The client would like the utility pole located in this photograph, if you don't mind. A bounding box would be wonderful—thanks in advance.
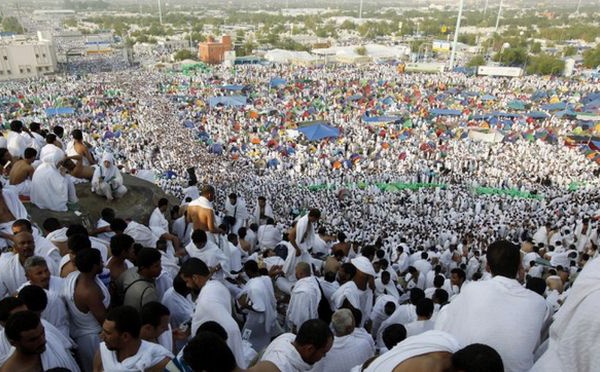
[483,0,489,15]
[359,0,363,20]
[575,0,582,14]
[449,0,464,69]
[157,0,163,25]
[494,0,503,33]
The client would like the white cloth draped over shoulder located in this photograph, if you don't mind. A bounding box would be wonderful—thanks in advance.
[331,281,373,328]
[0,188,28,249]
[191,280,246,368]
[254,200,274,225]
[0,253,27,298]
[286,276,321,331]
[149,207,169,237]
[260,333,314,372]
[99,340,172,371]
[364,330,461,372]
[30,146,70,212]
[531,256,600,372]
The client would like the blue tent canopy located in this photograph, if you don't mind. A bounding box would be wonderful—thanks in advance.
[481,94,496,101]
[382,96,395,105]
[531,90,548,101]
[584,99,600,111]
[208,96,247,108]
[430,108,462,116]
[361,115,402,123]
[527,111,549,119]
[220,84,245,91]
[582,92,600,104]
[183,120,195,128]
[45,107,75,116]
[541,102,568,111]
[473,112,521,120]
[507,100,526,110]
[269,77,287,88]
[298,122,339,141]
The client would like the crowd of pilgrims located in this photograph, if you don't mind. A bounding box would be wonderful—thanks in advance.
[0,61,599,371]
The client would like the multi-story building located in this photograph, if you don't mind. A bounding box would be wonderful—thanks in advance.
[198,35,232,64]
[0,35,57,80]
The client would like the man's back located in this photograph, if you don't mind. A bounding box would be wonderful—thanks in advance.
[8,159,32,185]
[435,276,548,372]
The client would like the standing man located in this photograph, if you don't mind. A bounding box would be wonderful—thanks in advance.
[187,185,224,244]
[118,248,162,312]
[435,240,549,372]
[331,257,376,328]
[224,193,248,234]
[149,198,182,256]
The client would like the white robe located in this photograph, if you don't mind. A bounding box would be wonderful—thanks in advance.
[531,256,600,372]
[253,200,274,225]
[0,188,29,249]
[91,152,127,200]
[30,146,75,212]
[149,207,169,237]
[7,131,30,158]
[99,340,172,371]
[225,198,248,234]
[185,240,231,281]
[260,333,315,372]
[376,304,417,348]
[331,281,373,328]
[257,224,283,250]
[18,276,70,339]
[435,275,549,372]
[240,275,279,352]
[295,214,316,253]
[320,330,375,372]
[62,271,110,372]
[161,287,194,353]
[191,280,246,368]
[364,331,461,372]
[124,221,159,249]
[286,276,321,331]
[0,253,27,298]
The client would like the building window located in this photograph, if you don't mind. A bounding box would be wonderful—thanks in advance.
[26,68,31,73]
[19,69,23,74]
[2,56,6,60]
[0,71,3,75]
[6,70,10,74]
[43,54,46,57]
[36,54,39,58]
[45,67,49,71]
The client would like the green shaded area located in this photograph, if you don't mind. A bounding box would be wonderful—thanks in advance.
[475,187,543,200]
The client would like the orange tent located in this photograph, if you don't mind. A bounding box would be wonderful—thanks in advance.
[332,161,342,169]
[250,137,261,144]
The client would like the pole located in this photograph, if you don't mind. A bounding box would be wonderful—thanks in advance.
[494,0,503,33]
[359,0,363,19]
[449,0,464,69]
[157,0,163,25]
[575,0,582,14]
[483,0,488,15]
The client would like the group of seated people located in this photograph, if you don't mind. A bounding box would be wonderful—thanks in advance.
[0,120,127,212]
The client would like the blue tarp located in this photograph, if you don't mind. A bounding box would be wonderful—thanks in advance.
[362,115,402,123]
[481,94,496,101]
[348,94,362,101]
[208,96,247,108]
[269,78,287,88]
[531,90,548,101]
[527,111,549,119]
[220,85,245,91]
[473,112,521,120]
[582,92,600,104]
[298,122,340,141]
[584,99,600,111]
[430,108,462,116]
[541,102,568,111]
[45,107,75,116]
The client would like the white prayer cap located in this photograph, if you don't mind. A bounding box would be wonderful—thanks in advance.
[364,331,461,371]
[351,257,377,277]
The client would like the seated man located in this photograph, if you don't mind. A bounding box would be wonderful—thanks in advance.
[94,306,172,371]
[61,155,95,181]
[30,146,78,212]
[92,153,127,201]
[8,147,36,197]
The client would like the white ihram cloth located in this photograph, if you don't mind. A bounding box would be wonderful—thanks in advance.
[99,340,172,371]
[257,224,283,250]
[286,276,321,331]
[91,152,126,199]
[149,207,169,237]
[191,280,246,368]
[531,256,600,372]
[364,330,461,372]
[63,271,110,372]
[18,276,70,339]
[435,275,548,372]
[0,188,28,249]
[369,294,398,338]
[10,179,31,197]
[0,319,80,371]
[376,304,417,348]
[320,330,375,372]
[260,333,316,372]
[185,240,231,281]
[32,232,61,276]
[225,197,248,234]
[294,214,315,253]
[0,253,27,298]
[161,287,194,328]
[188,196,218,243]
[404,319,435,338]
[331,281,373,328]
[7,131,30,158]
[240,275,279,352]
[253,200,274,225]
[31,146,76,212]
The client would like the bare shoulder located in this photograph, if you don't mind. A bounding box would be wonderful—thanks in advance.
[247,361,281,372]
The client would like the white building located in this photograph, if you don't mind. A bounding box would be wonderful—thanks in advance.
[0,36,57,81]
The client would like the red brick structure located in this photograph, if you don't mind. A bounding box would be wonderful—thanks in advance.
[198,35,232,64]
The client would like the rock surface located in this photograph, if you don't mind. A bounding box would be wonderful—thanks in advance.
[25,174,179,229]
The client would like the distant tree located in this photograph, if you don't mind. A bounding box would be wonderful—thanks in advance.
[458,34,477,46]
[173,49,196,61]
[583,46,600,68]
[530,42,542,54]
[355,46,367,56]
[340,20,356,30]
[467,54,486,67]
[1,16,25,34]
[493,47,528,66]
[563,46,577,57]
[526,54,564,75]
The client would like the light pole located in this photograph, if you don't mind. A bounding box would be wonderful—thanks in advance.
[483,0,489,15]
[157,0,163,25]
[494,0,503,33]
[575,0,582,14]
[359,0,363,20]
[449,0,464,69]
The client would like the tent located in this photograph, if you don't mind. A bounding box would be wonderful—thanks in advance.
[541,102,568,111]
[507,100,526,110]
[269,77,287,88]
[527,111,549,119]
[208,96,247,108]
[220,85,246,91]
[362,115,402,123]
[297,121,340,141]
[45,107,75,116]
[481,94,496,101]
[430,108,462,116]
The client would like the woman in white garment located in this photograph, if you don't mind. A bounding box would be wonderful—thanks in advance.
[91,152,127,200]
